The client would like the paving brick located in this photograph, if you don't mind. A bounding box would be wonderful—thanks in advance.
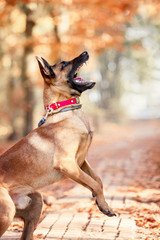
[34,213,59,238]
[110,192,126,209]
[45,212,74,239]
[63,213,89,239]
[118,218,136,240]
[1,230,21,240]
[119,218,136,230]
[79,213,118,240]
[104,216,120,228]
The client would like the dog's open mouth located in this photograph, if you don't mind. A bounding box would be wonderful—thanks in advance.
[73,61,88,84]
[68,51,96,93]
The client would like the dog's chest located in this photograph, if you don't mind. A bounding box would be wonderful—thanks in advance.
[75,120,94,166]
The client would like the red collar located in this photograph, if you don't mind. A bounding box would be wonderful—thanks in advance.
[47,97,80,111]
[38,97,80,127]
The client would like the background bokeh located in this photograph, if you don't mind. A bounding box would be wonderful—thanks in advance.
[1,0,160,139]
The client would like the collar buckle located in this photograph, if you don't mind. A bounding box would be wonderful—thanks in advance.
[38,97,81,127]
[76,97,80,104]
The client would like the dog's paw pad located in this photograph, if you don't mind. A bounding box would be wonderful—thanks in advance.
[96,200,116,217]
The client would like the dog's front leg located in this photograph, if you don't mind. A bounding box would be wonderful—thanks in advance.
[54,160,116,217]
[81,159,103,190]
[81,159,116,216]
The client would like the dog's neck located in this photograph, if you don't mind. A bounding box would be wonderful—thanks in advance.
[43,83,81,108]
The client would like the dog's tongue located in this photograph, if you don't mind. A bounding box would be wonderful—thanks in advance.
[73,77,85,82]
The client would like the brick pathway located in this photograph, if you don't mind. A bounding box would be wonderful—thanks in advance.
[2,184,137,240]
[1,121,160,240]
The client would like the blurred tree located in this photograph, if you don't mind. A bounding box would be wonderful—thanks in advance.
[0,0,160,138]
[98,50,122,120]
[20,4,35,136]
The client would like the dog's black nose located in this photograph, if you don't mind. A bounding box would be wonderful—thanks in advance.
[81,51,88,56]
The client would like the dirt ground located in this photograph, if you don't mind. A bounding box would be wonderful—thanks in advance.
[0,120,160,239]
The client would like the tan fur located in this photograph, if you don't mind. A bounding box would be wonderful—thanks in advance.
[0,55,115,240]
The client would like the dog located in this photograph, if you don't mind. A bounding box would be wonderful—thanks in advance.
[0,51,116,240]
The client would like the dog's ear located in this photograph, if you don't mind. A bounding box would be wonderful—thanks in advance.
[36,56,55,83]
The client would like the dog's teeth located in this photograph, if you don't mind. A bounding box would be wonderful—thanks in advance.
[75,63,85,75]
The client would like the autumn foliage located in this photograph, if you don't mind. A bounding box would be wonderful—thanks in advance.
[0,0,160,136]
[1,0,160,55]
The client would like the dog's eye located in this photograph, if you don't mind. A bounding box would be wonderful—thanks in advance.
[61,61,69,70]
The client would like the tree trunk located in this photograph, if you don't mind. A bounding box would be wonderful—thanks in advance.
[98,50,122,120]
[21,5,35,136]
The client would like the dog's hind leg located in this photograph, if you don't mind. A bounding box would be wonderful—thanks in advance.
[15,192,43,240]
[55,160,116,217]
[0,187,15,237]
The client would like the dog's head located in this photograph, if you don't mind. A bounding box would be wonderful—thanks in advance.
[36,51,96,96]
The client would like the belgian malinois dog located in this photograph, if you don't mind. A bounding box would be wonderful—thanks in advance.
[0,51,116,240]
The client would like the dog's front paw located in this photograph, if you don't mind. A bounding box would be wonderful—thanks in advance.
[96,200,116,217]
